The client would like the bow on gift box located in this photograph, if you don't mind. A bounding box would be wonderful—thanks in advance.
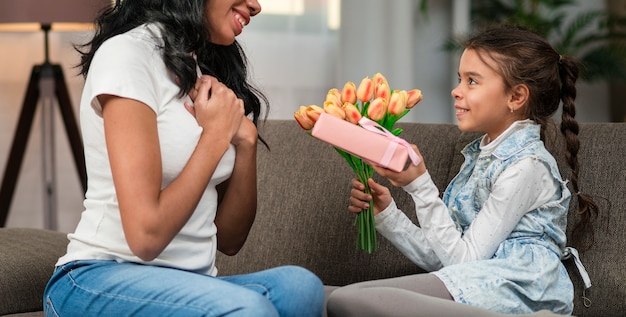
[358,117,421,169]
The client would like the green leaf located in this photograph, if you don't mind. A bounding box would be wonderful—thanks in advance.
[391,128,404,136]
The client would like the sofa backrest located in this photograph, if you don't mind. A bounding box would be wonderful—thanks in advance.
[216,120,626,317]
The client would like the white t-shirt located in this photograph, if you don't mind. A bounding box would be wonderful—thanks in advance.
[56,24,236,276]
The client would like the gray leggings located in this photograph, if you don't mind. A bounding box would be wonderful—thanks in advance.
[325,273,568,317]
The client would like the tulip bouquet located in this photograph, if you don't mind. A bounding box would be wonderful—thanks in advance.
[294,73,423,253]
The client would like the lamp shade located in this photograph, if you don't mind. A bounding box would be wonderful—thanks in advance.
[0,0,112,24]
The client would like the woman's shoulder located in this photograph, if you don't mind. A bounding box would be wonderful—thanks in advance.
[100,23,164,54]
[93,24,164,71]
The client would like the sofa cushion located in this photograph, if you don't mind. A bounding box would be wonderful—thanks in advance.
[0,228,67,316]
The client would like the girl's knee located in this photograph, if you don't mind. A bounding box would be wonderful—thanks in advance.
[326,287,359,317]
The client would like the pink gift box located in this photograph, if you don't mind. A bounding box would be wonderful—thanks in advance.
[311,113,416,172]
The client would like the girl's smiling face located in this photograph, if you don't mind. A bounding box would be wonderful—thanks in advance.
[451,48,526,141]
[205,0,262,45]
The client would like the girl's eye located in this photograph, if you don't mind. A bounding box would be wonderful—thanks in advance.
[457,77,477,85]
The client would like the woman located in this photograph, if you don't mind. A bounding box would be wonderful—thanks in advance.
[44,1,324,316]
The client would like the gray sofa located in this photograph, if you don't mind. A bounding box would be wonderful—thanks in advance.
[1,120,625,316]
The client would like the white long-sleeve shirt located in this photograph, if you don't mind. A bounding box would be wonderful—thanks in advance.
[375,121,558,270]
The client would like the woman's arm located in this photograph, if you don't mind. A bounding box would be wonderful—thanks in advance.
[214,117,258,255]
[100,76,245,261]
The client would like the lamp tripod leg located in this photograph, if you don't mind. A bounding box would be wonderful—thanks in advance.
[0,66,42,227]
[0,64,87,228]
[40,72,57,230]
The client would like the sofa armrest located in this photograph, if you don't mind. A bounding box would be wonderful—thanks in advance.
[0,228,68,316]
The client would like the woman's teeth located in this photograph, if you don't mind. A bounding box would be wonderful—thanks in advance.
[235,14,247,28]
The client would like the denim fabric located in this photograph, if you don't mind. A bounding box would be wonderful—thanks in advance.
[44,260,324,317]
[433,124,574,315]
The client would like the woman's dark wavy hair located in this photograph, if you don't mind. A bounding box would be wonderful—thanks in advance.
[463,25,599,251]
[76,0,268,133]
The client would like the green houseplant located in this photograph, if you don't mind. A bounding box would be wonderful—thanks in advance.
[430,0,626,83]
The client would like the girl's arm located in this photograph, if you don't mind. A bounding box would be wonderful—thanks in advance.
[349,177,443,271]
[405,158,558,266]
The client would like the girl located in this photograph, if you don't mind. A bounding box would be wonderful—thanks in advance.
[44,1,324,316]
[327,25,597,317]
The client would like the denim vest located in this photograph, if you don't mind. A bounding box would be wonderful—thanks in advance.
[434,123,578,314]
[443,124,570,255]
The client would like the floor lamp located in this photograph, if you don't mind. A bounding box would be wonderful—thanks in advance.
[0,0,112,228]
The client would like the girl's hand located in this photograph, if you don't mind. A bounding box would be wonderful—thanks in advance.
[185,75,244,143]
[372,144,427,187]
[348,178,393,216]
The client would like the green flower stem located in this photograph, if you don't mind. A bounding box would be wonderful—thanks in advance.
[351,154,376,253]
[337,147,378,253]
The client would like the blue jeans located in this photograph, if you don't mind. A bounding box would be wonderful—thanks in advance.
[44,260,324,317]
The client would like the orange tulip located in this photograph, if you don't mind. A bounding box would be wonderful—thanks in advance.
[406,89,423,109]
[388,90,408,115]
[294,105,315,130]
[356,77,374,103]
[375,82,391,102]
[324,101,346,119]
[343,103,362,124]
[341,81,357,105]
[372,72,388,87]
[305,105,325,122]
[367,97,387,121]
[327,88,342,102]
[325,93,343,109]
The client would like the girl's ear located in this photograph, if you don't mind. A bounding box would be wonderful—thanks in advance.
[509,84,529,112]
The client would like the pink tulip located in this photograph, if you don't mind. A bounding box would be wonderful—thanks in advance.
[406,89,423,109]
[388,90,408,115]
[294,106,315,130]
[324,101,346,119]
[356,77,374,103]
[341,81,357,105]
[367,97,387,121]
[343,103,362,124]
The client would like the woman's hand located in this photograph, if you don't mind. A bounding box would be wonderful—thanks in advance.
[372,144,427,187]
[185,75,244,144]
[348,178,393,216]
[185,75,258,255]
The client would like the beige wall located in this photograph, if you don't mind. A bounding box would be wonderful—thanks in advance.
[0,0,613,233]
